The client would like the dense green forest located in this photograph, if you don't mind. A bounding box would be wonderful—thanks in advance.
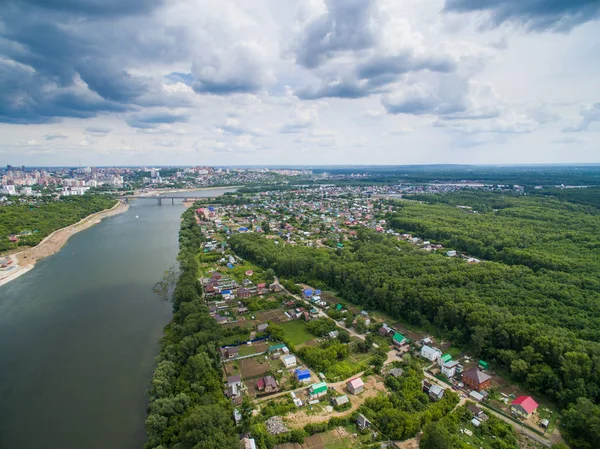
[230,214,600,448]
[144,208,237,449]
[311,165,600,187]
[0,195,117,252]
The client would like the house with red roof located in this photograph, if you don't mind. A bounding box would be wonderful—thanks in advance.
[510,396,539,418]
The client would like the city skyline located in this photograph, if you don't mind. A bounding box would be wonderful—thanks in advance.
[1,0,599,166]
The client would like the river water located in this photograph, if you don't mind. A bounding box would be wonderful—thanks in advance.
[0,189,233,449]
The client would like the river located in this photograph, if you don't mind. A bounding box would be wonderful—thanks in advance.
[0,189,234,449]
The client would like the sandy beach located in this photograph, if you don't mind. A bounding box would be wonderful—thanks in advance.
[0,201,129,288]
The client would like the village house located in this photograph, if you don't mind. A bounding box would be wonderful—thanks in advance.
[462,368,492,392]
[281,354,297,368]
[295,369,311,383]
[257,323,268,332]
[222,346,238,359]
[356,414,371,431]
[392,332,408,347]
[420,345,442,362]
[510,396,539,418]
[257,375,279,393]
[378,323,395,337]
[442,360,459,378]
[347,377,364,395]
[225,375,243,398]
[309,382,328,398]
[422,380,445,401]
[437,353,452,366]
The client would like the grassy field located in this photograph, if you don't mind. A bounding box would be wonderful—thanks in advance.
[280,320,315,345]
[238,345,257,357]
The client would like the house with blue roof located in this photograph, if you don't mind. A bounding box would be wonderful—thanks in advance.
[295,369,311,382]
[303,289,313,298]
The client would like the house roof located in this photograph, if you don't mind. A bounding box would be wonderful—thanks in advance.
[393,332,406,343]
[429,384,444,397]
[462,367,491,384]
[357,414,370,426]
[296,369,310,378]
[389,368,404,378]
[227,375,241,384]
[348,377,364,389]
[334,395,349,405]
[227,346,239,353]
[440,354,452,363]
[512,396,539,414]
[264,376,277,388]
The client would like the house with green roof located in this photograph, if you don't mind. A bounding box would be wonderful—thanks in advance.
[438,353,452,366]
[268,343,287,353]
[309,382,328,398]
[392,332,408,347]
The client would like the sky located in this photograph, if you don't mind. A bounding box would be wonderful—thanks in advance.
[0,0,599,167]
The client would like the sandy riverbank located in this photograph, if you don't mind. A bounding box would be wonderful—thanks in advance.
[0,201,129,288]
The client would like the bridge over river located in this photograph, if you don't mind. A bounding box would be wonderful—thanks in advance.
[119,195,196,205]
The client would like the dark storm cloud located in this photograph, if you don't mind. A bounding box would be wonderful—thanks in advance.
[15,0,164,17]
[126,111,189,129]
[444,0,600,32]
[0,0,185,124]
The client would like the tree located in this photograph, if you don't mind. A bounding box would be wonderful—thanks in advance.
[420,421,456,449]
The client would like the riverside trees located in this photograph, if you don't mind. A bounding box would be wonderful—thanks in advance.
[144,207,237,449]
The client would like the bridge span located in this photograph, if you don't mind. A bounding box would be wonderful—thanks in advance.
[119,196,196,205]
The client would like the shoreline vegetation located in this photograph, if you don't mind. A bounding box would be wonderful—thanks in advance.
[144,206,238,449]
[0,200,129,288]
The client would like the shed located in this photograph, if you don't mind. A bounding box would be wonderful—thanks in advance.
[479,360,489,370]
[389,368,404,378]
[469,390,484,402]
[333,395,349,407]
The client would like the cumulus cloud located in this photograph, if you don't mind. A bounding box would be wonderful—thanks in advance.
[563,103,600,132]
[443,0,600,32]
[280,105,320,133]
[292,0,466,100]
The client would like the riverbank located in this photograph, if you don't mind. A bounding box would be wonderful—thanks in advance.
[0,200,129,288]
